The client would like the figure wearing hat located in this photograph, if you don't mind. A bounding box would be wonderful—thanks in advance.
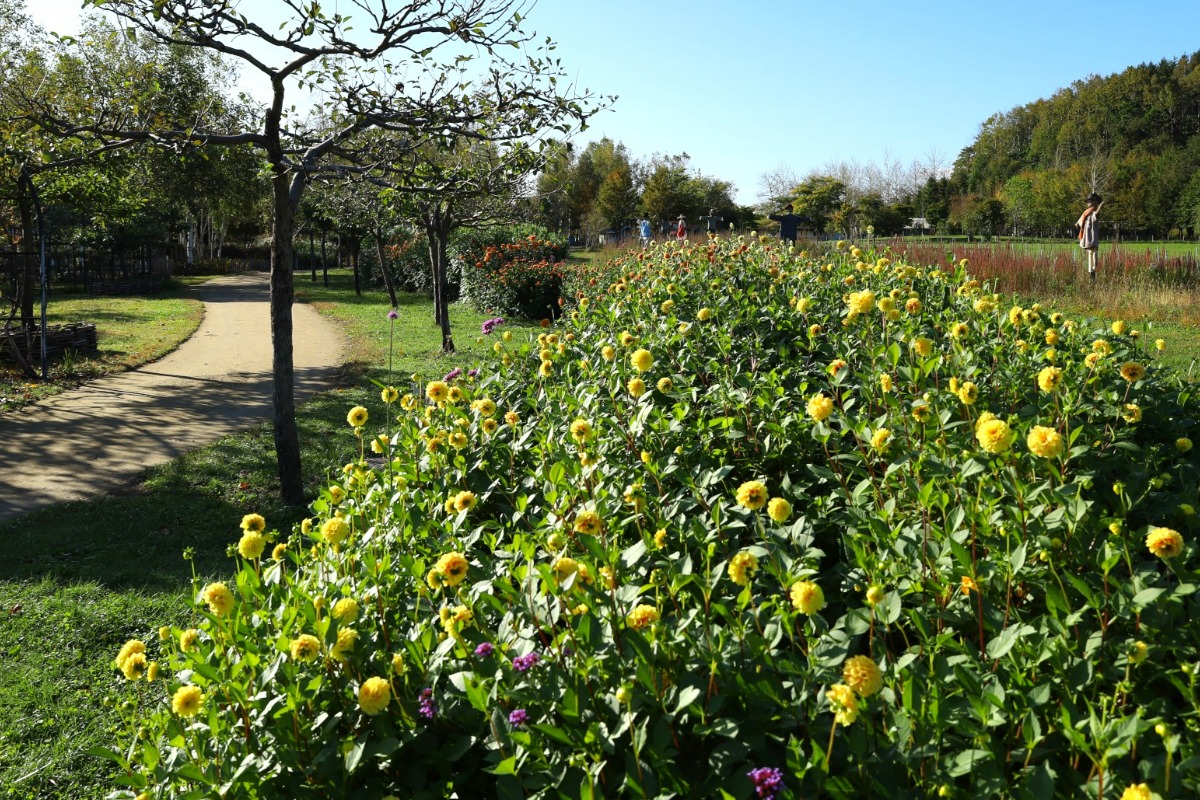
[676,214,687,244]
[1076,193,1103,282]
[768,203,808,244]
[702,208,724,236]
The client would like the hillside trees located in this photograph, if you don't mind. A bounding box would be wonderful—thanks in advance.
[14,0,600,504]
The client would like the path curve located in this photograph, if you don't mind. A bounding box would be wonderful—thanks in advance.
[0,272,346,522]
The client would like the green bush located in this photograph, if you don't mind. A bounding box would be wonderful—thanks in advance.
[455,224,569,320]
[103,239,1200,799]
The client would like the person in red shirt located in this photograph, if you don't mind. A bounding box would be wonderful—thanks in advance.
[1076,193,1103,282]
[676,215,687,243]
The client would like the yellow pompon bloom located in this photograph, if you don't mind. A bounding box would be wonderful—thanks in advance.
[736,480,768,510]
[569,418,593,443]
[913,337,933,357]
[960,575,978,595]
[1119,785,1151,800]
[290,634,321,661]
[116,639,146,670]
[328,485,345,504]
[1146,527,1184,559]
[539,360,554,378]
[843,655,884,697]
[1037,366,1062,393]
[879,373,894,393]
[426,381,449,403]
[331,628,358,661]
[358,676,392,715]
[601,345,616,361]
[482,418,499,435]
[807,393,834,422]
[333,598,360,623]
[976,418,1016,454]
[1092,339,1113,355]
[630,348,654,372]
[1178,437,1194,453]
[301,518,314,535]
[698,307,712,321]
[1119,362,1146,383]
[790,580,825,614]
[827,359,849,377]
[1122,403,1142,423]
[949,322,969,339]
[865,585,885,607]
[846,290,876,315]
[911,403,932,423]
[240,513,266,532]
[551,556,579,586]
[767,497,792,523]
[454,490,477,512]
[1045,329,1059,346]
[321,517,351,545]
[426,568,443,590]
[201,582,234,616]
[1112,319,1128,335]
[1155,339,1166,352]
[619,331,636,347]
[346,406,368,428]
[504,410,520,427]
[626,604,660,630]
[1027,425,1065,459]
[905,297,922,314]
[381,385,399,404]
[728,551,759,586]
[237,530,267,560]
[472,398,496,417]
[171,685,204,718]
[447,386,463,403]
[827,683,860,726]
[434,552,469,586]
[657,377,674,393]
[146,662,159,682]
[653,529,668,548]
[1128,640,1149,664]
[871,428,893,452]
[574,509,603,535]
[179,629,199,652]
[120,651,147,681]
[1085,352,1103,369]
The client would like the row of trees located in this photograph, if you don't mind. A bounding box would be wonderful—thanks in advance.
[535,137,757,239]
[2,0,603,503]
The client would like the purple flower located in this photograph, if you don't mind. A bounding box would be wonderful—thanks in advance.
[508,708,527,726]
[511,652,540,673]
[481,317,506,336]
[467,368,479,378]
[387,309,399,320]
[747,767,785,800]
[474,642,494,658]
[418,688,436,720]
[444,368,462,382]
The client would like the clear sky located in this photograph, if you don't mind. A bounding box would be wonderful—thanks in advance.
[24,0,1200,203]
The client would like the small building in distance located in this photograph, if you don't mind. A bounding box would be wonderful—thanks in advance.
[903,217,933,235]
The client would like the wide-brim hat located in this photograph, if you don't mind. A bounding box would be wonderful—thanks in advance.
[677,214,685,219]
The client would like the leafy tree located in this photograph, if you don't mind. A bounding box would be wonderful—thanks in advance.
[15,0,601,504]
[785,175,845,233]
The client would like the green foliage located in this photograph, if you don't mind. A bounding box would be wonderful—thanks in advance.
[454,225,569,320]
[106,238,1200,798]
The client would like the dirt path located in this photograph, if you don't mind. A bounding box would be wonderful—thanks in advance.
[0,272,346,522]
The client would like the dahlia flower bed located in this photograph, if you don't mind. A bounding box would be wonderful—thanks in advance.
[103,238,1199,799]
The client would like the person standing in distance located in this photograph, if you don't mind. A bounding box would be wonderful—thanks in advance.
[676,214,687,244]
[638,217,652,248]
[1076,193,1103,282]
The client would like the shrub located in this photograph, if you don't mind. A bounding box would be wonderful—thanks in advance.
[103,238,1200,799]
[455,224,569,320]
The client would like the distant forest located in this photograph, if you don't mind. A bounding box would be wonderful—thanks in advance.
[948,50,1200,239]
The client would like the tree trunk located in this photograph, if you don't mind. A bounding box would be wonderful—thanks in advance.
[16,176,36,330]
[426,226,443,326]
[320,229,329,287]
[373,229,399,308]
[309,226,316,283]
[352,236,361,296]
[434,230,454,353]
[270,169,304,505]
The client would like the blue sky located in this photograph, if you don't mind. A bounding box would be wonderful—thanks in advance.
[26,0,1200,203]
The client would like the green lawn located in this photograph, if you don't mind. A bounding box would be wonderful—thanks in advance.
[0,285,203,413]
[0,273,527,799]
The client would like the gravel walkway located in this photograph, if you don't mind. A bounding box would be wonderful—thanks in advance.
[0,272,346,522]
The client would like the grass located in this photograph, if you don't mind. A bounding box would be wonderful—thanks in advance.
[0,284,204,413]
[0,272,519,799]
